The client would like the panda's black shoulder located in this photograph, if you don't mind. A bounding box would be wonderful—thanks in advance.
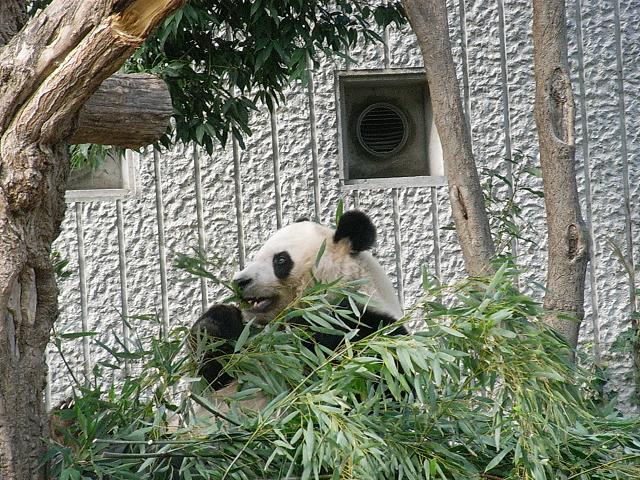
[348,303,407,337]
[311,300,406,351]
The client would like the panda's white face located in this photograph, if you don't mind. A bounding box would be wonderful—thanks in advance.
[232,221,333,325]
[232,213,403,326]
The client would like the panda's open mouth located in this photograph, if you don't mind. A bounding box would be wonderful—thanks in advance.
[244,296,276,313]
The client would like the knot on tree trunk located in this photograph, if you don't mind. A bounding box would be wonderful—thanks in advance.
[567,222,589,264]
[453,185,469,220]
[550,67,569,104]
[546,67,574,146]
[1,143,50,212]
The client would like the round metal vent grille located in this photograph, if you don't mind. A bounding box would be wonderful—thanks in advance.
[356,103,409,156]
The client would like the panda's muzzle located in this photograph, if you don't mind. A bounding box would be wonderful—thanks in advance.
[235,286,277,314]
[245,296,275,313]
[233,273,278,315]
[234,275,252,290]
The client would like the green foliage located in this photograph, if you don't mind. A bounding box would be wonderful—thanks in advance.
[124,1,406,153]
[69,144,125,172]
[29,2,405,161]
[606,238,640,405]
[51,250,73,279]
[334,198,345,227]
[174,249,245,304]
[48,267,640,479]
[27,0,52,15]
[482,150,544,257]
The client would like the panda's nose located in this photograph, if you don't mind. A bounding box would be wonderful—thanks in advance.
[233,275,252,290]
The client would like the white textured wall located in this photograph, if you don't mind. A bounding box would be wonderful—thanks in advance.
[51,0,640,409]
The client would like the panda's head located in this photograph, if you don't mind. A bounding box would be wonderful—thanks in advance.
[232,210,402,325]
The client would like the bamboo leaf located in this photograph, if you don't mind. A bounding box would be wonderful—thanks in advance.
[484,446,513,472]
[234,322,252,352]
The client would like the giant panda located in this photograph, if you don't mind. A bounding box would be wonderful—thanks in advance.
[190,210,407,395]
[48,211,408,475]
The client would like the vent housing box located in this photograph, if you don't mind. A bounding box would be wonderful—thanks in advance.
[336,68,445,190]
[65,150,138,202]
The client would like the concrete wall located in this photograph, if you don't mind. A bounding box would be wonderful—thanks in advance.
[50,0,640,409]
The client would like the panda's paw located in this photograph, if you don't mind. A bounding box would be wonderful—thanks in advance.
[189,304,244,389]
[190,304,244,342]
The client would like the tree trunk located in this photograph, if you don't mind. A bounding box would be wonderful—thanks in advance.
[0,1,184,479]
[402,0,495,277]
[70,73,173,148]
[532,0,589,349]
[0,1,27,48]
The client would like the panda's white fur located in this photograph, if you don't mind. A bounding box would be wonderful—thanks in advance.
[233,220,402,325]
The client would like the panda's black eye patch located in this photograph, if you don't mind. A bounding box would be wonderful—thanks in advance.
[273,251,294,279]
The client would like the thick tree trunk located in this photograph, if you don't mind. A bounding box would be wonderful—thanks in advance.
[402,0,495,277]
[0,145,69,480]
[70,73,173,148]
[0,1,184,479]
[532,0,588,349]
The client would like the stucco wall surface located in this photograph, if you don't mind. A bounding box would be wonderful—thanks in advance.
[51,0,640,410]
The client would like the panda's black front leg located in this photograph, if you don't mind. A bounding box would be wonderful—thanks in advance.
[310,299,408,351]
[189,304,244,389]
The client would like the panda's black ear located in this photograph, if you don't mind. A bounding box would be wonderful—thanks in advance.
[333,210,376,252]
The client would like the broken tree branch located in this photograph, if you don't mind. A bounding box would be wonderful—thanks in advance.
[70,73,172,148]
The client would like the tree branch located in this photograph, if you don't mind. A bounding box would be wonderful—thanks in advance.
[69,73,172,148]
[0,0,184,212]
[0,2,105,133]
[0,2,184,478]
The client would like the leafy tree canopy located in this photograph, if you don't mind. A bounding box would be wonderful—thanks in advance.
[31,0,407,155]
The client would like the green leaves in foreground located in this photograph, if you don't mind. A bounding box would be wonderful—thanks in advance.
[47,270,640,479]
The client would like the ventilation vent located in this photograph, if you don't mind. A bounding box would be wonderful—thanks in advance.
[356,103,408,156]
[336,68,444,188]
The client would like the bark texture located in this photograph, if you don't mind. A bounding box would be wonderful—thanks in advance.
[0,1,184,479]
[70,73,172,148]
[402,0,495,277]
[0,1,27,48]
[532,0,589,349]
